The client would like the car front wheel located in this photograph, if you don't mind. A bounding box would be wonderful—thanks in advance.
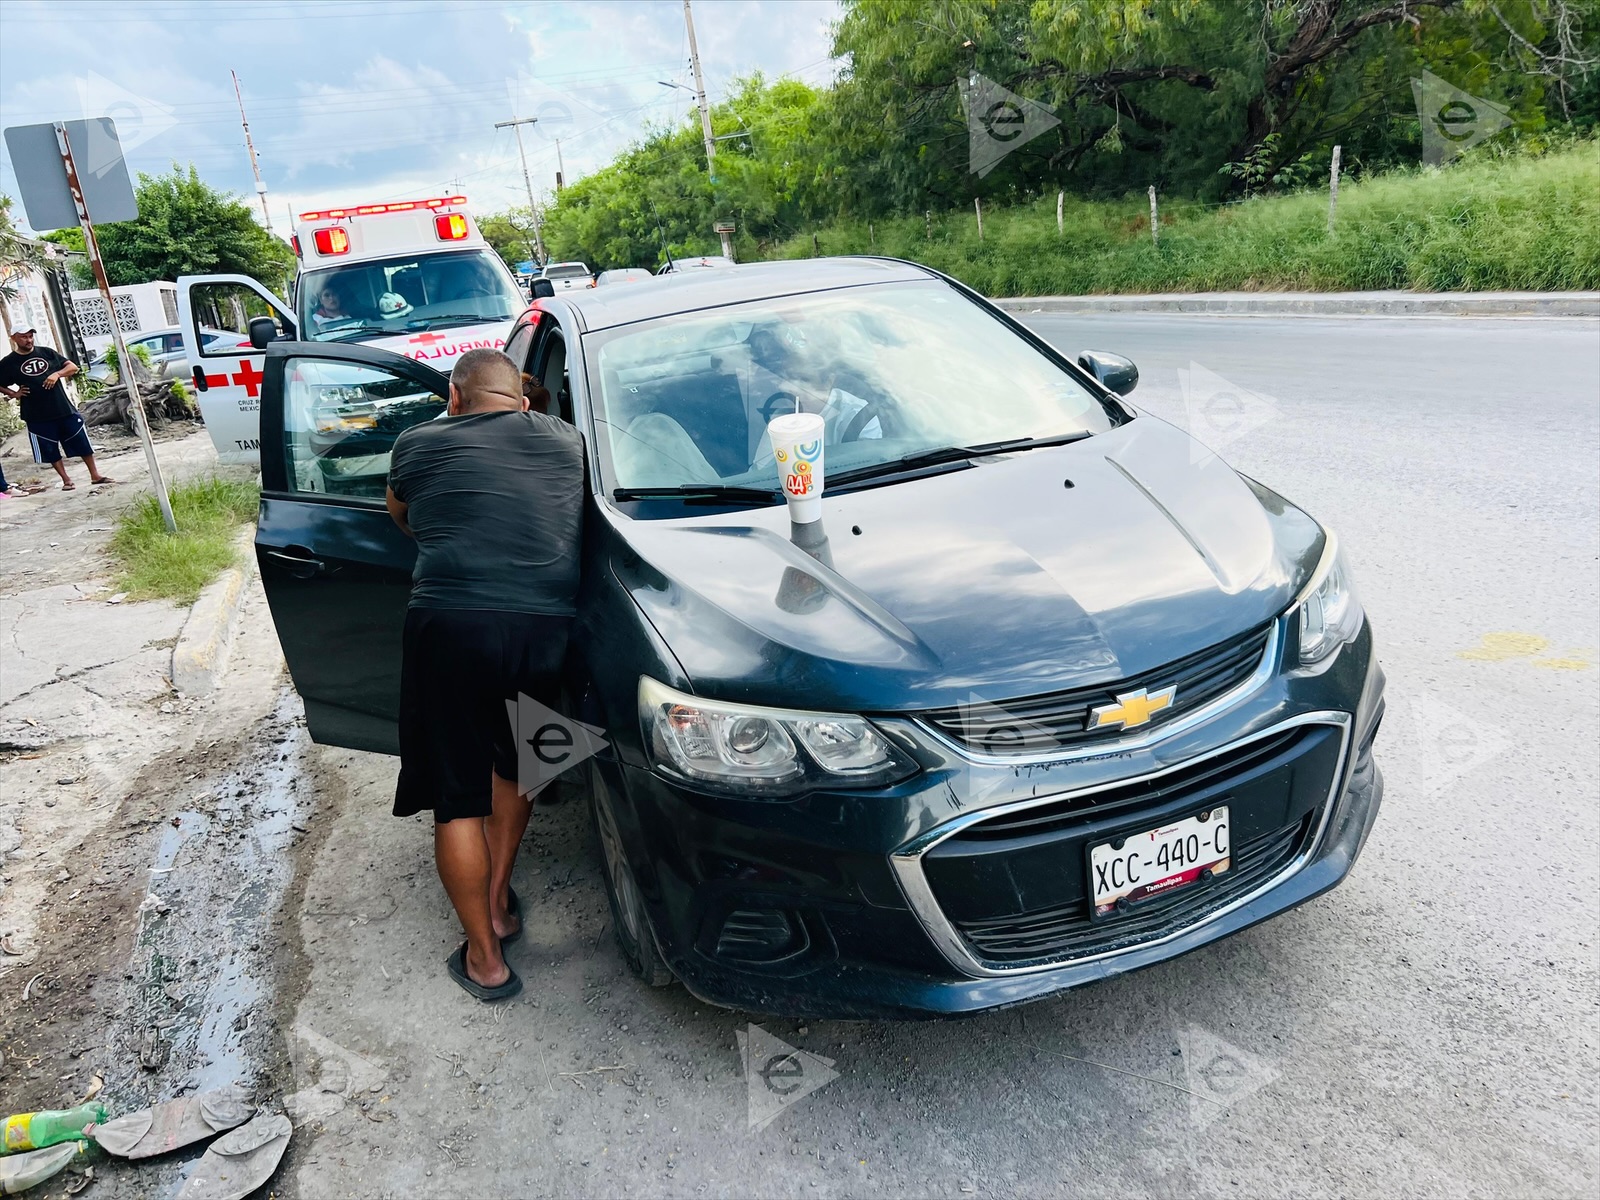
[589,760,673,987]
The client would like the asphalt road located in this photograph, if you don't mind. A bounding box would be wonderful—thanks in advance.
[279,314,1600,1199]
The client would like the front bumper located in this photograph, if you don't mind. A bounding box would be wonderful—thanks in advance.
[608,624,1385,1019]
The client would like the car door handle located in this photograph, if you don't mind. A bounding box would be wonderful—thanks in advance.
[265,548,327,579]
[192,365,208,393]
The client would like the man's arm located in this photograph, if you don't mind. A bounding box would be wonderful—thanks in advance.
[385,486,413,538]
[45,354,78,389]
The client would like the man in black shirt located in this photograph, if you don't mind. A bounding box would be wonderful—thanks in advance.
[385,347,584,1002]
[0,329,111,490]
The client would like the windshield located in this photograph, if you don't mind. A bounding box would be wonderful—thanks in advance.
[298,249,523,343]
[542,263,591,279]
[585,280,1118,497]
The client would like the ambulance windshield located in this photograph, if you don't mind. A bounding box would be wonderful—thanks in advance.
[299,249,523,342]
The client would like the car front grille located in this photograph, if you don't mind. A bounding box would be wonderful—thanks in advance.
[913,720,1345,970]
[917,622,1274,756]
[951,814,1312,965]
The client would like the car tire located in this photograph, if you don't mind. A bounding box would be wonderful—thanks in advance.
[589,760,674,988]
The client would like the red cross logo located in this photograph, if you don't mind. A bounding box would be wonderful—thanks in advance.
[409,332,449,345]
[231,358,265,397]
[201,371,229,389]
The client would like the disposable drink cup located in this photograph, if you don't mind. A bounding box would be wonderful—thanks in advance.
[768,412,826,524]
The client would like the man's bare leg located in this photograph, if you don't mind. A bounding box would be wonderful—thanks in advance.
[82,454,110,484]
[484,771,532,940]
[49,460,71,488]
[435,816,510,987]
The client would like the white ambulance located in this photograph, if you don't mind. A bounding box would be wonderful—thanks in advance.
[177,195,525,464]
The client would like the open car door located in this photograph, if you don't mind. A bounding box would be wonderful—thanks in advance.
[257,340,451,754]
[176,274,296,465]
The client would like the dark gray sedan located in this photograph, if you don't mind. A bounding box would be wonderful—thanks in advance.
[251,257,1385,1017]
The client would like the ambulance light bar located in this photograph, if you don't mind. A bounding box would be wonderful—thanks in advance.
[298,195,468,221]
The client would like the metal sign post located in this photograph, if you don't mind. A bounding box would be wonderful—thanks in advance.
[53,121,175,532]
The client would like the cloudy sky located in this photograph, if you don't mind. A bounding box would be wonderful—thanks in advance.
[0,0,841,235]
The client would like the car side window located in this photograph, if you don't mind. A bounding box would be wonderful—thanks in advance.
[503,317,536,369]
[283,356,446,499]
[190,281,293,355]
[534,328,572,423]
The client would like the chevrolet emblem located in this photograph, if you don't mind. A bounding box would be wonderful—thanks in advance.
[1088,686,1177,732]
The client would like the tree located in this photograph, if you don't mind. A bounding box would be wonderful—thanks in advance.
[45,165,292,291]
[479,208,543,271]
[0,194,47,335]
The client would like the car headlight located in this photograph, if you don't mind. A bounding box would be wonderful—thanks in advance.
[638,677,917,796]
[1298,539,1363,666]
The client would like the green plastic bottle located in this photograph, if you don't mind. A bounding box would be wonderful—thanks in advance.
[0,1103,107,1154]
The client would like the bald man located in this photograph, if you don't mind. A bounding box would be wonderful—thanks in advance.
[385,347,584,1001]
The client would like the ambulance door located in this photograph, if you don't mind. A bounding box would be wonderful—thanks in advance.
[176,274,296,465]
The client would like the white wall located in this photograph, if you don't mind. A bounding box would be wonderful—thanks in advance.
[70,281,178,356]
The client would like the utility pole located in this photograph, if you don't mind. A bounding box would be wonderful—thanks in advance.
[231,70,273,232]
[682,0,733,259]
[555,138,565,192]
[495,116,547,264]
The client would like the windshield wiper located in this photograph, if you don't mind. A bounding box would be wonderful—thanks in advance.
[612,484,781,504]
[908,431,1096,463]
[828,431,1096,490]
[406,313,511,328]
[318,324,390,341]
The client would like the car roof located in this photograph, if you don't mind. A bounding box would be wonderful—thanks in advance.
[558,257,936,331]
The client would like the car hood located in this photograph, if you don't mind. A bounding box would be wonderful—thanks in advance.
[612,417,1323,712]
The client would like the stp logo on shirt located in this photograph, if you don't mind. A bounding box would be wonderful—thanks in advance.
[20,358,47,376]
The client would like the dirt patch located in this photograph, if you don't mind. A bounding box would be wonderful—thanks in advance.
[0,692,318,1198]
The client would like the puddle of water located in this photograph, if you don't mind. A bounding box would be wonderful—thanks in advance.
[127,689,314,1095]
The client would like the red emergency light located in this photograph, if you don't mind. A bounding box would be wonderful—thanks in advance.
[298,195,468,221]
[312,227,350,256]
[290,234,301,257]
[435,213,470,241]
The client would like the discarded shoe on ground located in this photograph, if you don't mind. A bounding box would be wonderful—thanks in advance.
[174,1113,292,1200]
[0,1142,90,1195]
[89,1087,254,1159]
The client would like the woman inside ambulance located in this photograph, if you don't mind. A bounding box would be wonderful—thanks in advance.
[311,278,364,330]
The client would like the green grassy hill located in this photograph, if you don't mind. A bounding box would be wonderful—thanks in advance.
[769,143,1600,295]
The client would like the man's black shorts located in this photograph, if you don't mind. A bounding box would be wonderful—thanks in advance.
[393,607,571,822]
[27,414,94,464]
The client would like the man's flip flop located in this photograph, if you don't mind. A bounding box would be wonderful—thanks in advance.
[60,481,75,490]
[445,943,522,1002]
[500,885,524,946]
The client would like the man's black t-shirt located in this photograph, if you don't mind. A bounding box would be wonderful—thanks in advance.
[0,347,76,423]
[387,409,584,615]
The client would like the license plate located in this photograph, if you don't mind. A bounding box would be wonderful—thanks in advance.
[1089,806,1230,917]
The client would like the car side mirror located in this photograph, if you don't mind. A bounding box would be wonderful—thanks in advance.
[1077,350,1139,396]
[248,316,280,350]
[530,278,555,299]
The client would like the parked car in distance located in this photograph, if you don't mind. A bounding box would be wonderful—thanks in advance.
[658,255,735,274]
[251,257,1385,1019]
[88,326,249,382]
[540,261,596,290]
[596,268,655,286]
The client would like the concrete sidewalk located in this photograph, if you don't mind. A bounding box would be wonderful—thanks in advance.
[994,290,1600,317]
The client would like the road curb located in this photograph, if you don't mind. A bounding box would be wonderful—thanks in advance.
[171,526,257,696]
[994,291,1600,317]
